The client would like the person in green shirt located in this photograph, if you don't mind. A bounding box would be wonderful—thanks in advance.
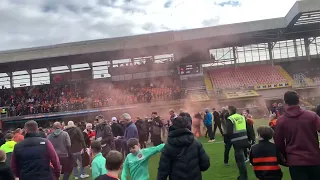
[91,141,108,180]
[0,133,16,153]
[121,138,164,180]
[0,133,16,165]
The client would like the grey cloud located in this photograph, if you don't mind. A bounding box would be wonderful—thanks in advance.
[202,17,220,27]
[164,0,173,8]
[0,0,248,51]
[215,0,241,7]
[65,4,80,13]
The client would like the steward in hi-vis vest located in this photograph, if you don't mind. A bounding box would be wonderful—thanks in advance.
[227,113,249,148]
[225,106,248,180]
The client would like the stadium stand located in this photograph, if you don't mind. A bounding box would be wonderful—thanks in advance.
[0,76,184,117]
[208,65,288,90]
[187,90,210,102]
[203,72,214,91]
[279,60,320,87]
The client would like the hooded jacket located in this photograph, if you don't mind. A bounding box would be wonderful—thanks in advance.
[135,119,148,135]
[111,122,124,137]
[203,110,213,126]
[48,129,71,157]
[95,122,115,156]
[65,126,86,153]
[157,127,210,180]
[274,105,320,166]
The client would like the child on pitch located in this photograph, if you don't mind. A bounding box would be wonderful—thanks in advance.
[91,141,108,180]
[96,150,124,180]
[250,126,286,180]
[0,149,15,180]
[121,138,164,180]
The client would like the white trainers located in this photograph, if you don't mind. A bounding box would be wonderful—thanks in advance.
[80,174,90,179]
[75,178,78,180]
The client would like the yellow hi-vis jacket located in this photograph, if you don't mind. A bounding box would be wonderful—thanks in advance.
[228,113,249,148]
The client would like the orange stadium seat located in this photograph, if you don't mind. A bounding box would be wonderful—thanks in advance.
[209,65,287,90]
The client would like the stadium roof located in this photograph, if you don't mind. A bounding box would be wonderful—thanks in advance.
[0,0,319,67]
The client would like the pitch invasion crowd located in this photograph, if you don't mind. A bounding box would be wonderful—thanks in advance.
[0,91,319,180]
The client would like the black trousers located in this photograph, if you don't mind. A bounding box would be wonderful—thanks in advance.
[213,122,223,139]
[139,134,147,149]
[289,166,320,180]
[243,148,248,160]
[152,134,162,146]
[205,125,214,140]
[224,135,232,164]
[234,147,248,180]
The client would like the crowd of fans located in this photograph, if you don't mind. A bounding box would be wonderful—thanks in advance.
[0,91,319,180]
[0,79,184,117]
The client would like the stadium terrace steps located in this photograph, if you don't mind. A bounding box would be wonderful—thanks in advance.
[300,99,314,107]
[204,72,214,91]
[305,78,315,86]
[208,65,288,90]
[187,90,210,102]
[276,65,293,83]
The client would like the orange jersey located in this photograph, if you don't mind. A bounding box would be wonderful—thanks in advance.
[269,119,277,128]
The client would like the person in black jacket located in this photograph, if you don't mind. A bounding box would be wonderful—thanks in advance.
[0,130,5,147]
[221,107,232,165]
[157,116,210,180]
[111,117,124,137]
[212,108,223,139]
[135,116,148,148]
[65,121,89,179]
[95,115,115,158]
[250,126,285,180]
[0,149,15,180]
[111,117,125,153]
[151,112,163,146]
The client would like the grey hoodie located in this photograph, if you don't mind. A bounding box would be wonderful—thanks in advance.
[48,129,71,158]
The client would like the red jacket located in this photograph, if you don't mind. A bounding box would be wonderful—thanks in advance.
[274,105,320,166]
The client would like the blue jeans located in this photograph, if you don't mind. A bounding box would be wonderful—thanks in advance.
[72,152,85,178]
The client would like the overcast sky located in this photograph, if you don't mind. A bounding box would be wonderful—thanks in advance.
[0,0,297,51]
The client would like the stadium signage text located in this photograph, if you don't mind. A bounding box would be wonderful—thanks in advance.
[254,82,291,90]
[224,90,260,99]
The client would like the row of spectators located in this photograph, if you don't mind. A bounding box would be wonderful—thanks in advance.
[0,80,184,117]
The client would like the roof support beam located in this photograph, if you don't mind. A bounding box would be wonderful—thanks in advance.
[268,42,274,66]
[7,72,13,89]
[232,47,237,67]
[26,70,32,86]
[304,37,311,61]
[47,67,52,74]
